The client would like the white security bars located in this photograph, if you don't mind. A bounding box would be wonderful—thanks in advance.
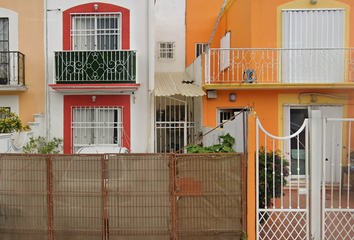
[155,96,195,153]
[71,13,121,50]
[256,118,309,240]
[71,106,123,153]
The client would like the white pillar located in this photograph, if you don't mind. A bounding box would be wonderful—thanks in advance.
[310,110,321,239]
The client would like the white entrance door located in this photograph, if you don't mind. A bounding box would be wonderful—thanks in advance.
[317,106,343,182]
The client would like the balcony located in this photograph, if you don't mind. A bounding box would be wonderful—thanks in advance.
[204,48,354,88]
[0,51,26,91]
[54,50,137,84]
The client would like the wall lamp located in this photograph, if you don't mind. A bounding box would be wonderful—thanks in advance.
[229,93,236,102]
[92,95,96,103]
[94,4,98,11]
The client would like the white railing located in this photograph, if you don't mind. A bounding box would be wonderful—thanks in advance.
[205,48,354,84]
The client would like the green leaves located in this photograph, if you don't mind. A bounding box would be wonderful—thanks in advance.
[0,108,30,133]
[23,136,63,154]
[186,133,235,153]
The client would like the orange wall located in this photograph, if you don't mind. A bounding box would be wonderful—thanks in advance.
[1,0,45,124]
[185,0,224,67]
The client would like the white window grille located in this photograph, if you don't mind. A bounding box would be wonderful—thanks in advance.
[158,42,175,59]
[195,43,208,58]
[220,32,230,71]
[71,106,123,153]
[71,13,121,50]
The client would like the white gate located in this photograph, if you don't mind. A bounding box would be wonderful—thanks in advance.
[322,118,354,239]
[256,117,310,240]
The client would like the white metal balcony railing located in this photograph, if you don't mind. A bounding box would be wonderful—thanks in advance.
[205,48,354,84]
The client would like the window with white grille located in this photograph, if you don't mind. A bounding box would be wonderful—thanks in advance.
[71,106,122,153]
[158,42,175,59]
[217,108,242,128]
[195,43,208,58]
[71,13,121,50]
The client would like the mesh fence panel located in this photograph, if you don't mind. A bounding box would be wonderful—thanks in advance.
[51,155,104,240]
[107,154,170,240]
[0,155,48,240]
[175,154,244,240]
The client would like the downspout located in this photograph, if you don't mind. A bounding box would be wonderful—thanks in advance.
[147,0,155,152]
[45,0,50,140]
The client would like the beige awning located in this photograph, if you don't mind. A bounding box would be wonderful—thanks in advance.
[155,72,205,97]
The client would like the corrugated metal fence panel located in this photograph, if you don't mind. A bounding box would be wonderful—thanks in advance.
[282,9,345,83]
[107,154,171,240]
[0,155,48,240]
[51,155,104,240]
[175,154,244,240]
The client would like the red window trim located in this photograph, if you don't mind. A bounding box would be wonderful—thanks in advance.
[63,95,131,153]
[63,2,130,50]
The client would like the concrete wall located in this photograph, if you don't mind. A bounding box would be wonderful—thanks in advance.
[154,0,185,72]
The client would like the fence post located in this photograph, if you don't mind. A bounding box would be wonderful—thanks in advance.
[310,110,321,239]
[47,156,53,240]
[170,153,177,240]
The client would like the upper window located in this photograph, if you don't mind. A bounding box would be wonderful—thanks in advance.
[158,42,175,59]
[0,18,9,52]
[71,13,121,50]
[0,18,9,84]
[195,43,208,58]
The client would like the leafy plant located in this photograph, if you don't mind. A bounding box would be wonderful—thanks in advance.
[258,146,289,218]
[23,136,63,154]
[186,133,235,153]
[0,108,30,133]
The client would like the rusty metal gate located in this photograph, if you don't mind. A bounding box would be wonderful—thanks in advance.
[0,153,246,240]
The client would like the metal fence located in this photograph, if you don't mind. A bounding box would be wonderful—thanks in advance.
[54,50,137,83]
[0,153,246,240]
[0,51,25,86]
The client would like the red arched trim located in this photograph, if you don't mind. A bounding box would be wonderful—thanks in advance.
[63,95,131,153]
[63,3,130,50]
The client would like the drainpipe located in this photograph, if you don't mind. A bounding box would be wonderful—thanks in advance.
[147,0,155,152]
[45,0,50,140]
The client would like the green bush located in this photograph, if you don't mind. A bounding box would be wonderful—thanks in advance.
[23,136,63,154]
[258,146,289,211]
[0,108,30,133]
[186,133,235,153]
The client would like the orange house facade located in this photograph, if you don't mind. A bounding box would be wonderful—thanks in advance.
[0,0,45,127]
[187,0,354,238]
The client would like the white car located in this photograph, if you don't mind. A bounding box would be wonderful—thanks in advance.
[76,145,130,154]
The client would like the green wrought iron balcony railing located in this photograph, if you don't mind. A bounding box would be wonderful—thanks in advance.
[55,50,137,83]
